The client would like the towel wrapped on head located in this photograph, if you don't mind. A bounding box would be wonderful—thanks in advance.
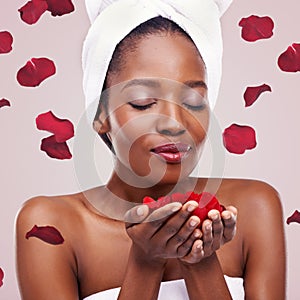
[82,0,233,123]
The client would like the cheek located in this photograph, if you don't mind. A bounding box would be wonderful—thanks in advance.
[108,110,155,163]
[110,110,155,141]
[186,110,210,147]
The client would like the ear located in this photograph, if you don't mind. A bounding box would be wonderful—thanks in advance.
[93,109,110,134]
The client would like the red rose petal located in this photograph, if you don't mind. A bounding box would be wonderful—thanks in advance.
[170,193,187,204]
[26,225,64,245]
[238,15,274,42]
[46,0,75,16]
[41,135,72,159]
[244,84,272,107]
[278,43,300,72]
[0,31,13,54]
[192,192,224,226]
[18,0,48,25]
[143,196,159,209]
[0,267,4,288]
[0,98,11,108]
[186,191,201,202]
[17,57,56,87]
[223,124,257,154]
[143,191,224,227]
[198,192,218,209]
[159,195,173,206]
[36,111,74,142]
[287,210,300,225]
[143,196,156,204]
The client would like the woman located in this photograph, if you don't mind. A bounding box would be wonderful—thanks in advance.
[16,0,286,299]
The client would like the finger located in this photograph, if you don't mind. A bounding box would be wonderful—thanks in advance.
[202,219,213,255]
[152,201,198,241]
[165,215,200,253]
[226,205,238,217]
[180,239,204,264]
[176,226,202,258]
[208,209,223,251]
[145,202,183,223]
[124,204,149,228]
[221,207,237,243]
[140,202,182,237]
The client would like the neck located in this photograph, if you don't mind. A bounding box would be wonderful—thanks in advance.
[106,171,201,204]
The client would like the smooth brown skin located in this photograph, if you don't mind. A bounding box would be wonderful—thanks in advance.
[16,34,286,300]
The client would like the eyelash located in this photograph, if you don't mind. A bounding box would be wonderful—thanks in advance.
[183,103,207,111]
[128,101,206,111]
[128,102,156,110]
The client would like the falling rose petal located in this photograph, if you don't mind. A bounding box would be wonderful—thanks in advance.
[46,0,75,16]
[0,31,13,54]
[17,57,56,87]
[36,111,74,142]
[244,84,272,107]
[278,43,300,72]
[0,267,4,287]
[0,99,11,109]
[238,15,274,42]
[223,124,257,154]
[26,225,64,245]
[18,0,48,25]
[41,135,72,159]
[286,210,300,225]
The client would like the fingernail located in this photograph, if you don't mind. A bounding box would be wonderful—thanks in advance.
[222,212,231,219]
[194,231,201,238]
[206,224,211,231]
[137,206,145,216]
[171,204,182,212]
[196,243,202,249]
[187,204,197,212]
[212,214,218,220]
[190,219,198,227]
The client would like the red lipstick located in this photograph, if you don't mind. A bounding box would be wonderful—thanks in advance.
[151,143,191,163]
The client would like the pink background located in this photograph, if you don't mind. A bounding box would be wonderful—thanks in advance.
[0,0,299,298]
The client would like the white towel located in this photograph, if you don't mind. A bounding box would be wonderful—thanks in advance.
[83,276,245,299]
[82,0,232,123]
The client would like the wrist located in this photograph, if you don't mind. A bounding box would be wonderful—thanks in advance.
[130,244,167,269]
[179,252,218,271]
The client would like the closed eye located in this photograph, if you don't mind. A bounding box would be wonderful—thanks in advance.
[128,99,157,111]
[182,103,207,111]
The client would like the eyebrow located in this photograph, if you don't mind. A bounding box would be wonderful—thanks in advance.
[121,78,208,92]
[121,79,161,91]
[183,80,208,90]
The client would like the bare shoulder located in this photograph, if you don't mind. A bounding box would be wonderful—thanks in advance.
[217,178,285,248]
[217,178,282,214]
[15,186,117,247]
[16,193,83,229]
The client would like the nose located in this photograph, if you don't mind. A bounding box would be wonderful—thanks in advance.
[156,101,186,136]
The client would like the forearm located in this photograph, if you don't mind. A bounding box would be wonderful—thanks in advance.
[118,246,166,300]
[180,253,232,300]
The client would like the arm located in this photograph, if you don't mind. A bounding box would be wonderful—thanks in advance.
[118,246,166,300]
[242,182,286,300]
[16,197,79,300]
[180,253,232,300]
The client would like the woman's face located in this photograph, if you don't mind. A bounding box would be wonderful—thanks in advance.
[99,33,209,187]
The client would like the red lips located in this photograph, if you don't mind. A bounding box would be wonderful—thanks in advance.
[151,143,191,163]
